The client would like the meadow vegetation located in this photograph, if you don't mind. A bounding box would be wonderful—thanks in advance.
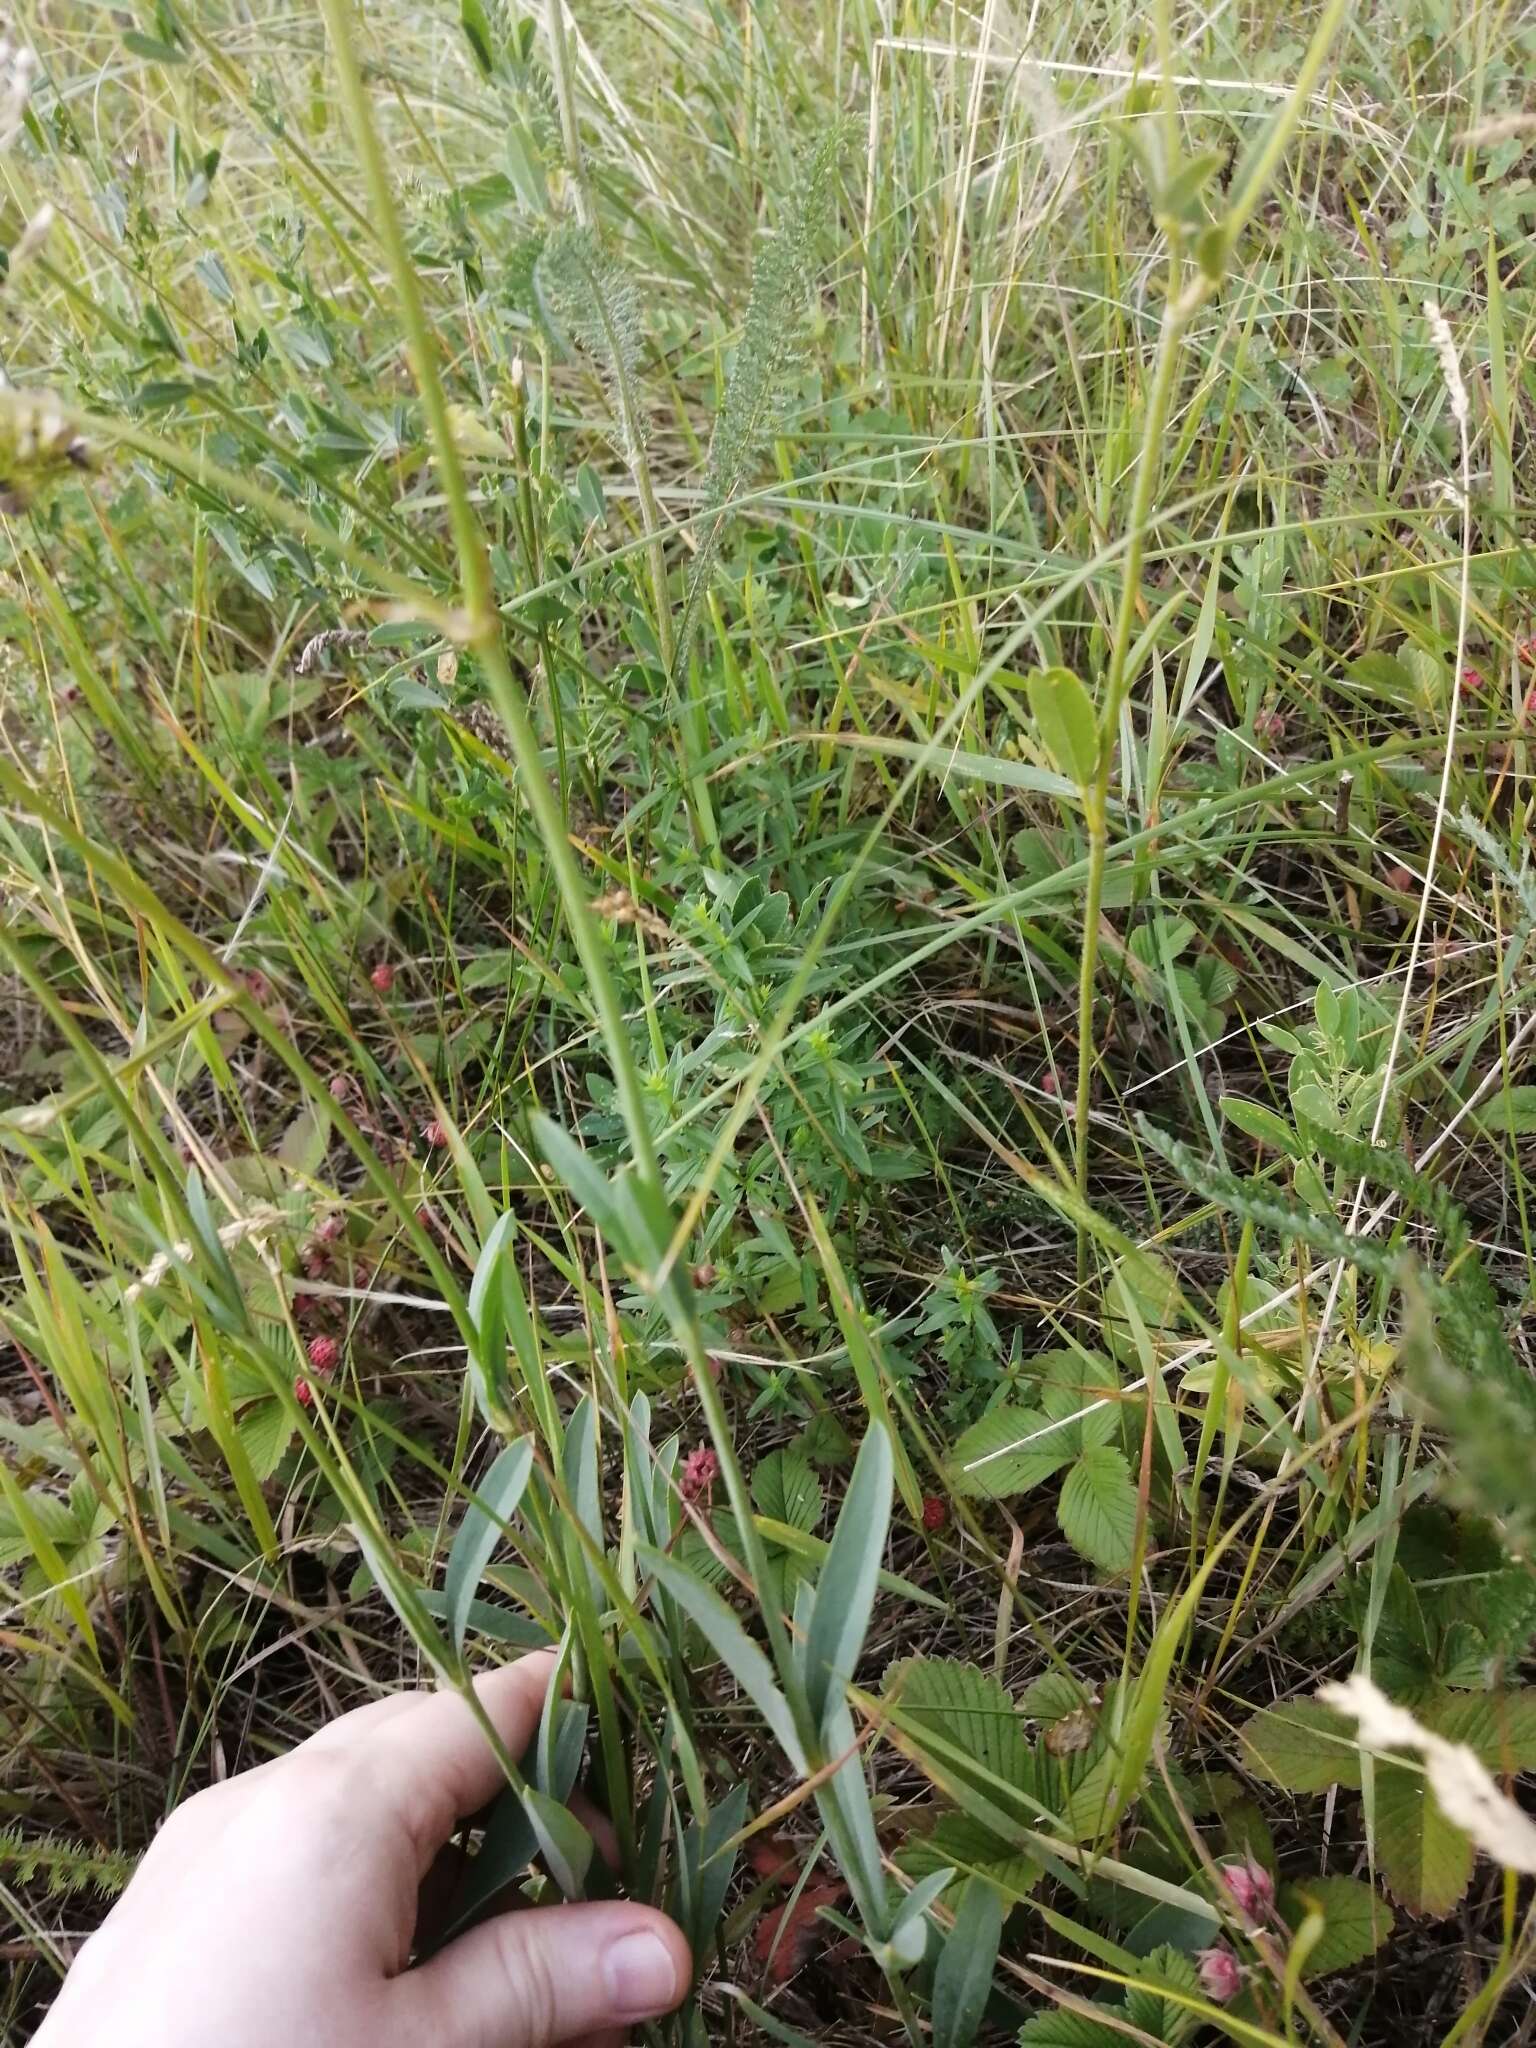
[4,0,1536,2041]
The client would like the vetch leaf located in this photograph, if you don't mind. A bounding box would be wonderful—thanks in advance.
[803,1423,892,1738]
[1026,667,1099,789]
[461,0,496,76]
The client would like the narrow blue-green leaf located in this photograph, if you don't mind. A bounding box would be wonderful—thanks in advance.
[890,1864,956,1940]
[531,1113,636,1259]
[640,1544,805,1770]
[804,1423,893,1737]
[446,1438,535,1655]
[524,1784,594,1897]
[932,1877,1004,2048]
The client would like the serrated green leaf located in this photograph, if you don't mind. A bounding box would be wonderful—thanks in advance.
[1374,1759,1473,1916]
[1039,1351,1121,1456]
[1473,1087,1536,1137]
[897,1813,1040,1902]
[234,1396,289,1482]
[1233,1701,1364,1792]
[1422,1688,1536,1770]
[1122,1944,1200,2043]
[1276,1875,1392,1976]
[1018,2009,1125,2047]
[1017,1670,1095,1726]
[752,1446,822,1533]
[804,1423,892,1736]
[1026,666,1099,788]
[884,1657,1032,1790]
[932,1876,1003,2048]
[1057,1445,1138,1571]
[445,1438,535,1656]
[947,1405,1074,1499]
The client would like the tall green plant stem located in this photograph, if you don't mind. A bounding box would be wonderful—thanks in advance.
[1069,0,1347,1278]
[543,0,674,665]
[317,0,779,1672]
[545,0,594,227]
[1072,266,1203,1273]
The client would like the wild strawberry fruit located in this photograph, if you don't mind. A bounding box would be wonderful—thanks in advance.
[421,1118,448,1148]
[306,1334,339,1374]
[294,1375,314,1407]
[1385,863,1415,893]
[1460,664,1486,696]
[921,1495,948,1532]
[370,961,395,993]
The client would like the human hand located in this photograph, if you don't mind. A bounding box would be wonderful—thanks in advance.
[34,1650,690,2048]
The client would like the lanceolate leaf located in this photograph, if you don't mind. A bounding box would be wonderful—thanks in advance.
[640,1544,806,1770]
[932,1877,1004,2048]
[445,1437,535,1654]
[803,1423,893,1737]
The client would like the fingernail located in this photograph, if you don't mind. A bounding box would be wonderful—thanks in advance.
[603,1930,680,2017]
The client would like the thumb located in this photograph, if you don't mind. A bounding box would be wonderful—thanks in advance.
[395,1900,691,2048]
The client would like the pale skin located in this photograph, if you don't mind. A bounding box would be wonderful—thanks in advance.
[34,1650,692,2048]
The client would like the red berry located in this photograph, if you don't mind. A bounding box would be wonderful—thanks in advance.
[921,1495,948,1532]
[294,1374,314,1407]
[680,1445,720,1503]
[1524,686,1536,718]
[314,1212,345,1244]
[1385,863,1415,893]
[1460,665,1486,696]
[421,1118,449,1148]
[370,961,395,994]
[1253,707,1286,742]
[1040,1068,1059,1096]
[242,969,271,1003]
[328,1072,355,1103]
[306,1334,340,1374]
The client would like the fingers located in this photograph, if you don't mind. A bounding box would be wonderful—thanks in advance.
[332,1652,561,1868]
[393,1900,690,2048]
